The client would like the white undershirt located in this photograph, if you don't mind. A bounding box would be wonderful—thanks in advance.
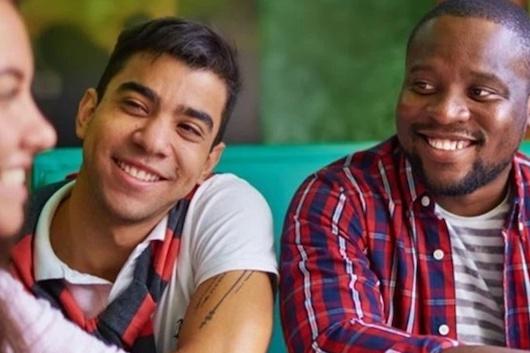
[435,195,509,345]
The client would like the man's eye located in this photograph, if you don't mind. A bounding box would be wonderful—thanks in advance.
[412,81,435,94]
[470,87,494,99]
[179,123,202,137]
[122,100,148,114]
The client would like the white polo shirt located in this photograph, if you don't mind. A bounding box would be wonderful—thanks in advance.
[33,173,278,353]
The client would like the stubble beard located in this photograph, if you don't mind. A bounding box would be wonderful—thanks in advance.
[405,151,513,197]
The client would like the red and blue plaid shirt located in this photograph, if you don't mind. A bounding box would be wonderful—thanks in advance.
[280,136,530,353]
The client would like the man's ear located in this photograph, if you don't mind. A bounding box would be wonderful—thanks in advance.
[76,88,99,140]
[198,142,225,184]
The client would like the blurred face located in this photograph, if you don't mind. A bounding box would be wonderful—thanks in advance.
[396,16,529,202]
[0,1,56,236]
[75,53,226,226]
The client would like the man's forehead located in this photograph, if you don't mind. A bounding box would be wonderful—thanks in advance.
[109,52,220,91]
[407,15,523,63]
[403,14,530,93]
[412,16,501,44]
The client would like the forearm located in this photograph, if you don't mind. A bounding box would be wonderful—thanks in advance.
[281,229,456,352]
[0,270,127,353]
[282,307,458,353]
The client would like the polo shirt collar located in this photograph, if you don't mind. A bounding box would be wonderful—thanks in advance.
[34,180,167,285]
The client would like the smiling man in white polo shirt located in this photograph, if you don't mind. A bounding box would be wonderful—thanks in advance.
[10,17,277,353]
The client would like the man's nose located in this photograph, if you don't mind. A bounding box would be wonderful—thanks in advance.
[426,90,471,125]
[131,116,172,157]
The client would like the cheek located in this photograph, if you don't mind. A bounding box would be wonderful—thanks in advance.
[395,102,417,135]
[396,91,423,115]
[86,117,127,148]
[178,155,204,178]
[0,199,23,237]
[485,104,526,135]
[396,91,422,123]
[174,147,211,180]
[0,114,18,158]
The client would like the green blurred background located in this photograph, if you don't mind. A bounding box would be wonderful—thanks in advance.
[20,1,437,146]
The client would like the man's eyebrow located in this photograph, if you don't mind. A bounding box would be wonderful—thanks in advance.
[469,71,504,84]
[181,106,214,131]
[408,64,434,74]
[117,81,159,103]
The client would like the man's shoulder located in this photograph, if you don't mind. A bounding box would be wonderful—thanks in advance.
[515,150,530,169]
[189,173,270,216]
[193,173,263,199]
[309,137,402,189]
[317,136,400,172]
[513,151,530,187]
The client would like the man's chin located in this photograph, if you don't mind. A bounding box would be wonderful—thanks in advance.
[105,201,167,226]
[422,175,476,197]
[405,149,512,197]
[421,161,510,197]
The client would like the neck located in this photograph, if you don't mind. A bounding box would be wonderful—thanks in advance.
[50,179,162,281]
[434,167,511,217]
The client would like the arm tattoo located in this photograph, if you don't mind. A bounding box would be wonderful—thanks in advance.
[198,271,255,329]
[235,271,254,294]
[195,273,226,309]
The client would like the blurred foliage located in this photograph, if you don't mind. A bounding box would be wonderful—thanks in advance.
[19,0,443,144]
[20,0,176,51]
[178,0,231,18]
[178,0,258,48]
[260,1,431,143]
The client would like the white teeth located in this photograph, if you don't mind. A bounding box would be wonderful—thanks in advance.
[427,138,470,151]
[116,160,161,182]
[0,168,25,186]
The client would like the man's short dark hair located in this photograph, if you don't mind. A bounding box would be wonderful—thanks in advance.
[407,0,530,70]
[95,17,240,145]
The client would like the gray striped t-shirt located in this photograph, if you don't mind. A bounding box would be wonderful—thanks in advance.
[435,196,509,345]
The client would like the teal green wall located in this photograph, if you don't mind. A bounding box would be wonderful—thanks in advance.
[260,1,431,143]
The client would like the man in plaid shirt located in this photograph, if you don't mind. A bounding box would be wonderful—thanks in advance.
[280,1,530,352]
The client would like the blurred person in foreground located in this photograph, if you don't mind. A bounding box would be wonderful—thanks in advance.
[0,1,130,335]
[0,3,277,353]
[280,0,530,352]
[0,1,128,352]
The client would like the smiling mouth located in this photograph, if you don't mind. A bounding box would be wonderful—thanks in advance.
[115,159,162,182]
[425,137,473,151]
[0,168,25,187]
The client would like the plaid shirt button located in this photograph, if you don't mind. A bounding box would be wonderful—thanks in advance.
[438,324,450,336]
[421,196,430,207]
[433,249,444,261]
